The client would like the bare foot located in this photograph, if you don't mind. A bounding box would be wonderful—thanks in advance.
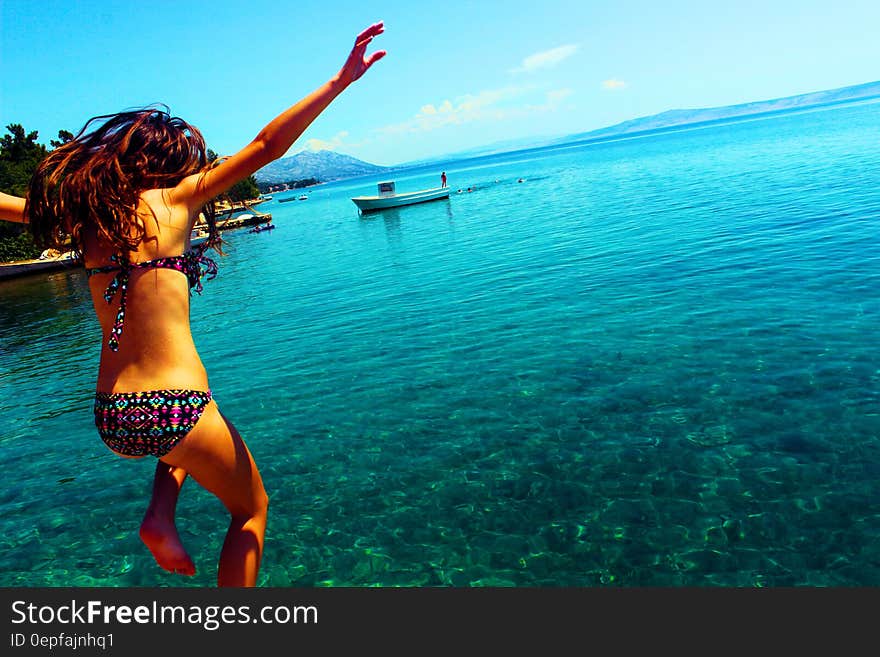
[139,513,196,576]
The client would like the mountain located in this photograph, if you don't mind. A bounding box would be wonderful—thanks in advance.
[254,149,389,185]
[551,80,880,147]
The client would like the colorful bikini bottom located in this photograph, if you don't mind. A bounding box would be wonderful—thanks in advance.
[94,389,213,457]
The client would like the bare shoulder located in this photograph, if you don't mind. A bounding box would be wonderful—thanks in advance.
[138,189,195,253]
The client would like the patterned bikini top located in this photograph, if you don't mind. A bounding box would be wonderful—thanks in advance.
[86,244,218,352]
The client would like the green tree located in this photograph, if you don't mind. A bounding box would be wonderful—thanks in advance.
[226,175,261,203]
[50,130,74,148]
[0,123,48,197]
[0,124,51,259]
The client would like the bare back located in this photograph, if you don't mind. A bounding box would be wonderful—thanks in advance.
[84,189,210,393]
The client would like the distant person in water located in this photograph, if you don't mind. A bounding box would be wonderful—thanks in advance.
[5,22,386,587]
[441,171,447,187]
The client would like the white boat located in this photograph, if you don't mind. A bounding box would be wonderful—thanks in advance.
[191,228,210,246]
[351,181,450,213]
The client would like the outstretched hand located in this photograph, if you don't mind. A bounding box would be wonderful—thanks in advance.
[338,21,387,86]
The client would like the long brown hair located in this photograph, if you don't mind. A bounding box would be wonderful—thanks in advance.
[26,106,218,257]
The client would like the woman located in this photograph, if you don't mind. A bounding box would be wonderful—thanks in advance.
[11,22,386,587]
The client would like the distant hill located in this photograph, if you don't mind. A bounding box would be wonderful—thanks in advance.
[554,80,880,146]
[254,149,388,184]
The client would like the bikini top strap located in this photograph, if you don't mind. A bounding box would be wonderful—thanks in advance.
[85,254,131,352]
[184,242,219,293]
[86,249,218,352]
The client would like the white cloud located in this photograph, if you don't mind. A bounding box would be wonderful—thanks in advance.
[377,86,534,136]
[510,44,579,74]
[304,130,350,151]
[419,100,454,116]
[601,79,627,90]
[374,85,573,140]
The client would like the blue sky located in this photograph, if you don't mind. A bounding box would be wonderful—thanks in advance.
[2,0,879,166]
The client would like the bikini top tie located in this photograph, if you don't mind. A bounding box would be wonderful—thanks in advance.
[86,243,218,352]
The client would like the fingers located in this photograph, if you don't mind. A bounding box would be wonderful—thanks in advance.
[355,31,383,50]
[365,50,387,67]
[355,21,384,44]
[343,21,386,82]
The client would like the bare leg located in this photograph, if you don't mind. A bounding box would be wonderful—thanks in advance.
[139,462,196,576]
[161,402,269,587]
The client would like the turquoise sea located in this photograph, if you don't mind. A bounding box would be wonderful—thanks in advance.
[1,100,879,587]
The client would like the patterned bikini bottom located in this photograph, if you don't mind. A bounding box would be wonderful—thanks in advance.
[93,389,213,457]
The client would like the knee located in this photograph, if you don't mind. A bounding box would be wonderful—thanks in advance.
[257,488,269,517]
[249,485,269,520]
[230,490,268,527]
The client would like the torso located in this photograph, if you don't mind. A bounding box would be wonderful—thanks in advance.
[84,189,212,393]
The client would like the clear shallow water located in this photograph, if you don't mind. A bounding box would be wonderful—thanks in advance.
[2,100,879,587]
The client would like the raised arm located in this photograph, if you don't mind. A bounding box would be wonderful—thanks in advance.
[173,21,387,209]
[0,192,26,223]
